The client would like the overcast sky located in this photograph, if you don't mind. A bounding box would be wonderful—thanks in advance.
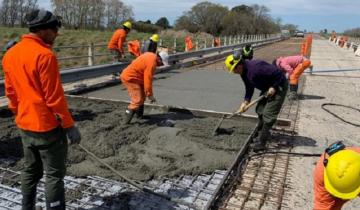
[38,0,360,32]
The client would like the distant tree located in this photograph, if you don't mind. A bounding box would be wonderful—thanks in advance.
[0,0,11,25]
[222,11,255,35]
[175,15,198,33]
[133,21,161,33]
[104,0,133,29]
[175,1,227,35]
[51,0,133,30]
[223,4,280,35]
[282,24,298,35]
[324,29,327,34]
[19,0,39,27]
[0,0,38,27]
[155,17,170,29]
[231,5,253,16]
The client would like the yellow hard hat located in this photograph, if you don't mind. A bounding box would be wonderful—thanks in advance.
[324,149,360,199]
[224,54,240,73]
[150,34,159,42]
[123,21,132,30]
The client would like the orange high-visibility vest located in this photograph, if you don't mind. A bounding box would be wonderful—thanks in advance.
[108,28,127,54]
[120,52,157,97]
[128,40,141,57]
[185,36,193,51]
[213,37,220,47]
[2,34,74,132]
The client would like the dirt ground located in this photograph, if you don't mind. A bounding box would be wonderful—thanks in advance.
[255,38,304,63]
[282,37,360,210]
[0,96,256,182]
[283,71,360,210]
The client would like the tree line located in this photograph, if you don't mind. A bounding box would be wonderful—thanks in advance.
[0,0,38,27]
[0,0,293,36]
[0,0,134,29]
[175,2,282,35]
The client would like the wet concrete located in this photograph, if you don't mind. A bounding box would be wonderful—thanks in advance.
[82,39,305,114]
[0,96,256,181]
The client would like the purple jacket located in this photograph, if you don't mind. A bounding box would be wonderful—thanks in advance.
[242,59,286,101]
[276,55,304,75]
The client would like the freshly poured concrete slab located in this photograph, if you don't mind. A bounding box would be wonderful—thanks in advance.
[82,69,261,115]
[0,96,256,181]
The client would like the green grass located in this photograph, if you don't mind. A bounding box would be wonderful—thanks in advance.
[0,27,153,77]
[0,27,214,77]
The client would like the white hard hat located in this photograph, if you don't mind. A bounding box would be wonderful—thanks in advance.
[158,51,169,66]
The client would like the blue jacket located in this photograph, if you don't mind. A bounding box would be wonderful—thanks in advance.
[241,59,286,101]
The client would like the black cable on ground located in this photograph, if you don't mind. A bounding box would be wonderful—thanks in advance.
[321,103,360,127]
[248,150,322,158]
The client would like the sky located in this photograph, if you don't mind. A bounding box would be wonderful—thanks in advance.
[38,0,360,32]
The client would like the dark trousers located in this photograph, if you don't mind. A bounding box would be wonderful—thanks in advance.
[256,80,288,128]
[20,127,67,210]
[109,49,122,61]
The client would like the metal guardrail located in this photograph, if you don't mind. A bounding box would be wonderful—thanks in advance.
[0,35,286,97]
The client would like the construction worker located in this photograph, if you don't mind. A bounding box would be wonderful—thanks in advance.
[224,52,288,152]
[241,44,254,60]
[2,9,81,210]
[120,51,169,124]
[141,34,159,53]
[108,21,132,61]
[313,141,360,210]
[273,55,311,100]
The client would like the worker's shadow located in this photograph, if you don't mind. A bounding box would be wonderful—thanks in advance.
[269,133,317,149]
[0,108,14,118]
[136,109,203,126]
[85,190,186,210]
[70,109,98,121]
[298,94,326,100]
[0,136,23,165]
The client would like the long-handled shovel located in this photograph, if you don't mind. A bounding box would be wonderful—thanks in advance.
[212,95,265,136]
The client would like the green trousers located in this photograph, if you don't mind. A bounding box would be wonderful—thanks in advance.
[256,80,288,128]
[20,126,67,210]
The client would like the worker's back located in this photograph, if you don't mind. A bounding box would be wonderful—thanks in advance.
[120,52,157,84]
[108,28,126,50]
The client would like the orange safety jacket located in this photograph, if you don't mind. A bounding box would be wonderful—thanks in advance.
[127,40,141,57]
[313,147,360,210]
[185,36,194,51]
[107,28,127,54]
[120,52,157,97]
[2,34,74,132]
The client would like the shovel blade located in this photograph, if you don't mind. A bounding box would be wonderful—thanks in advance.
[212,115,225,136]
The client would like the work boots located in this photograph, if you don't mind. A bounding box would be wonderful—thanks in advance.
[124,109,135,124]
[135,105,144,119]
[22,193,36,210]
[288,84,298,101]
[253,116,264,138]
[252,124,272,152]
[45,195,66,210]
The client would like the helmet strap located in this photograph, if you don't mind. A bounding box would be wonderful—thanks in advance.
[323,141,346,166]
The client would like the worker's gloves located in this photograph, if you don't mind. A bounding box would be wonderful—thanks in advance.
[148,96,157,104]
[65,126,81,144]
[237,101,250,114]
[266,87,276,97]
